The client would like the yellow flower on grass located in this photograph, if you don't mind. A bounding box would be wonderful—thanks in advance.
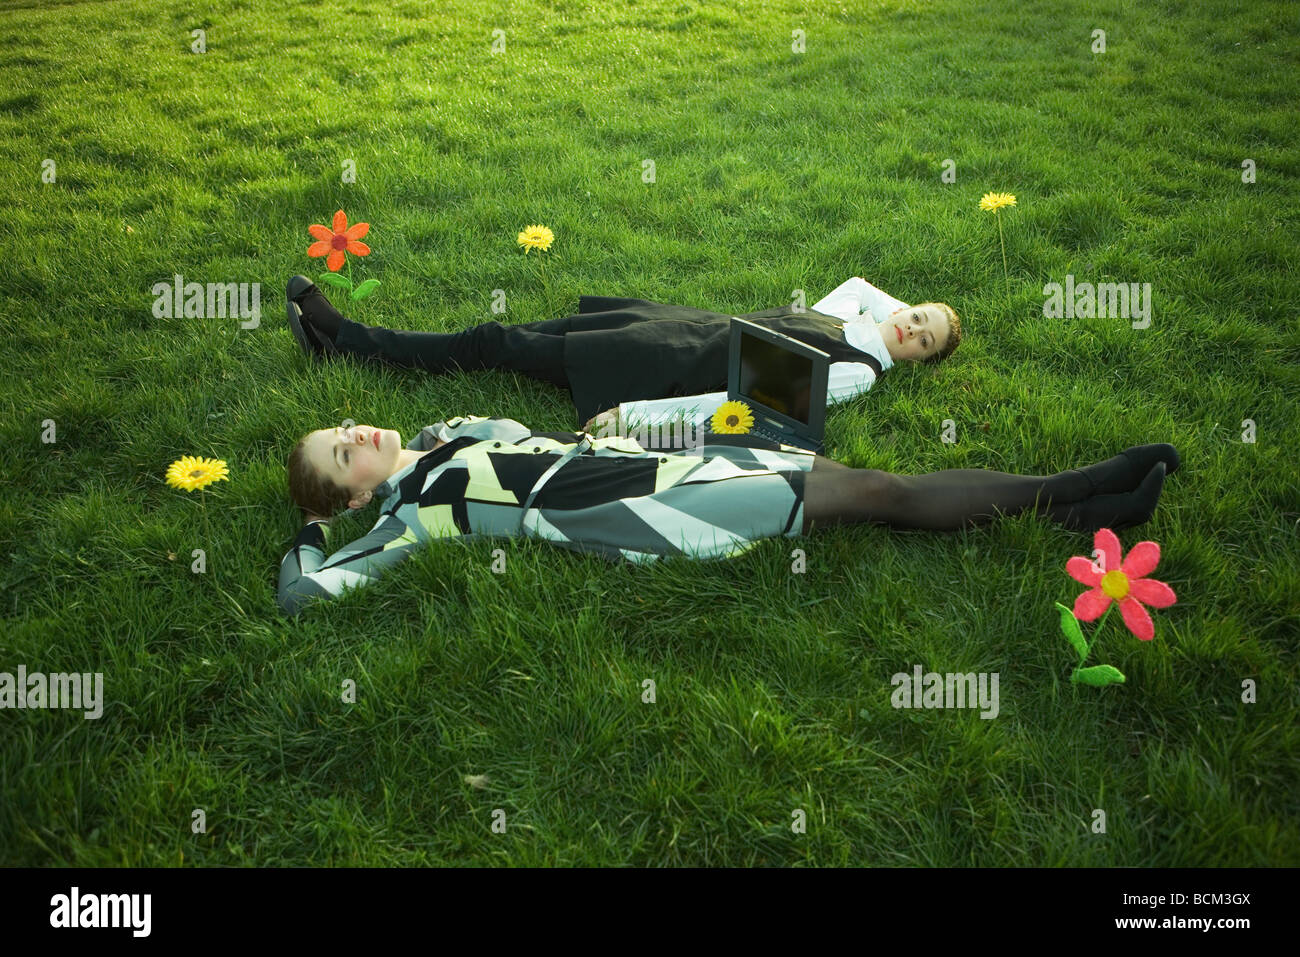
[979,191,1017,213]
[711,400,754,434]
[517,224,555,253]
[165,456,230,492]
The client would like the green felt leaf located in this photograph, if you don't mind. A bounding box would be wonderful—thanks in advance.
[318,272,352,290]
[1071,665,1126,687]
[1056,601,1088,662]
[350,278,381,300]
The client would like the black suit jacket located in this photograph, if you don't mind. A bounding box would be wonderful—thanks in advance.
[561,296,883,427]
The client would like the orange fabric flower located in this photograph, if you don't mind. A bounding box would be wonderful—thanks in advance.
[307,210,371,272]
[1066,528,1176,641]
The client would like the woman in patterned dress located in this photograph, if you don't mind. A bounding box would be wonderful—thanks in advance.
[276,417,1178,616]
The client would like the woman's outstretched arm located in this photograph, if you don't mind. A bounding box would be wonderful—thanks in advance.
[811,277,909,320]
[277,513,430,616]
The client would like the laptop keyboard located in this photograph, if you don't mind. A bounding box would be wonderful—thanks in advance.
[751,423,796,444]
[702,418,819,452]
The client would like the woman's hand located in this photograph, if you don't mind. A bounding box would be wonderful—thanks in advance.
[583,407,620,435]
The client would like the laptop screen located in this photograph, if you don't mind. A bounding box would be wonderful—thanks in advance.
[737,328,815,425]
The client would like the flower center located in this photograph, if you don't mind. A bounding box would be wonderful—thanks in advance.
[189,469,204,478]
[1101,570,1130,601]
[726,415,738,427]
[331,234,348,250]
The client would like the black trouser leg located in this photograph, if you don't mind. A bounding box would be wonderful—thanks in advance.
[332,318,570,389]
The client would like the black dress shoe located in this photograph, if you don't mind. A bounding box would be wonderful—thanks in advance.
[285,275,332,357]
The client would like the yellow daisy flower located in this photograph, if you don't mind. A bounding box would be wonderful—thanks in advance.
[711,400,754,434]
[517,224,555,253]
[165,456,230,492]
[979,191,1017,213]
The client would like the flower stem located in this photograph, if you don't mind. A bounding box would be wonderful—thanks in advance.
[1083,603,1115,661]
[997,215,1010,313]
[538,254,554,318]
[200,487,211,578]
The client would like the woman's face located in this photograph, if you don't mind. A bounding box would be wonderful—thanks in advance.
[303,424,402,501]
[881,305,950,362]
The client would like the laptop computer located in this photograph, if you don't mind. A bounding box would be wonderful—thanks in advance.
[700,317,830,454]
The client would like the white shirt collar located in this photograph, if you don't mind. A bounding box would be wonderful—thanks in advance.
[842,315,894,371]
[810,278,898,371]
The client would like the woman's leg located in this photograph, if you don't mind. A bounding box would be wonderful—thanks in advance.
[801,461,1167,534]
[295,284,570,387]
[811,455,851,471]
[336,319,570,387]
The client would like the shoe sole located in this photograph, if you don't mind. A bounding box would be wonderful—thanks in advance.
[285,292,317,358]
[286,275,333,359]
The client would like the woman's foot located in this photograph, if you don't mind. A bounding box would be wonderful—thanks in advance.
[1070,443,1180,496]
[1052,461,1167,531]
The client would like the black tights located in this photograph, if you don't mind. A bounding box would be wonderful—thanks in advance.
[802,458,1130,533]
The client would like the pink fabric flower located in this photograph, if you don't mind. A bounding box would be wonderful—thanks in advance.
[1065,528,1176,641]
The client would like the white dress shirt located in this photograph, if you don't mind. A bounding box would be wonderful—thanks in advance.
[617,277,905,427]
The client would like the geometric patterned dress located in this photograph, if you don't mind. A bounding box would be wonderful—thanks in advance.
[278,415,816,615]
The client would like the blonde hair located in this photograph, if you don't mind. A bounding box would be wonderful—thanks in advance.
[913,302,961,363]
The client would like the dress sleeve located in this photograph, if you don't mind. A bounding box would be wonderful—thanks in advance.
[276,514,427,616]
[434,415,532,444]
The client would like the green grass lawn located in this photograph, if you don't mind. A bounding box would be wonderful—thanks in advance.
[2,0,1297,866]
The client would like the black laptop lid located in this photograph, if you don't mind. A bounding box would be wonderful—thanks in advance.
[727,318,830,442]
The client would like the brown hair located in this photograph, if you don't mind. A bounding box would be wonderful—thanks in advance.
[914,301,962,363]
[287,435,351,518]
